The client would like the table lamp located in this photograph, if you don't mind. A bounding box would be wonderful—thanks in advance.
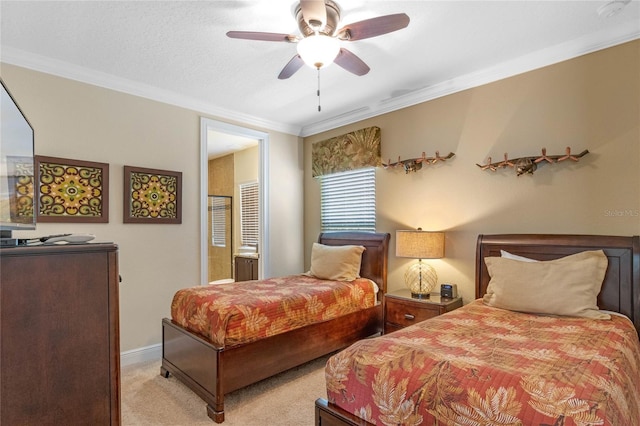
[396,229,445,299]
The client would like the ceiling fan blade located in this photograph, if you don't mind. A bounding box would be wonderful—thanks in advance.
[226,31,295,42]
[278,55,305,79]
[337,13,410,41]
[300,0,327,29]
[334,48,370,76]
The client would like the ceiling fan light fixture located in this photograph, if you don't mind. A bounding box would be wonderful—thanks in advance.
[297,34,340,69]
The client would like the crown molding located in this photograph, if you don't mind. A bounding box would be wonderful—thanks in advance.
[299,22,640,137]
[2,20,638,139]
[0,47,302,136]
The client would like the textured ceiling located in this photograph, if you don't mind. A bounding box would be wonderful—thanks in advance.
[1,1,639,139]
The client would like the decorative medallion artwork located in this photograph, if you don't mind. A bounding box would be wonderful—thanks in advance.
[5,156,35,224]
[35,156,109,223]
[123,166,182,224]
[312,126,381,177]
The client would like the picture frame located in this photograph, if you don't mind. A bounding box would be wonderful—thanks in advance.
[35,155,109,223]
[123,165,182,224]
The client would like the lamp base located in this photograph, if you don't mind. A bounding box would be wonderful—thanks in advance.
[404,260,438,298]
[411,292,431,299]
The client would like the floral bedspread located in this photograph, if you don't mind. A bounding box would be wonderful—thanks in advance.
[171,275,376,348]
[326,299,640,426]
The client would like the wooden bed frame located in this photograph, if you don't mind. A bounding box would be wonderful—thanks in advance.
[315,233,640,426]
[161,231,390,423]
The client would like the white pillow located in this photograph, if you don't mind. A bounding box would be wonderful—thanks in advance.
[500,250,537,262]
[307,243,366,281]
[484,250,610,319]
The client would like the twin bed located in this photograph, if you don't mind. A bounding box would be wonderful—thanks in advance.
[162,232,640,425]
[161,231,390,423]
[315,233,640,425]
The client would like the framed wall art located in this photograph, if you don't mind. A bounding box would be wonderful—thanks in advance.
[123,165,182,224]
[35,155,109,223]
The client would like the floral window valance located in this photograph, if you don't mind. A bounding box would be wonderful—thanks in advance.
[312,126,381,177]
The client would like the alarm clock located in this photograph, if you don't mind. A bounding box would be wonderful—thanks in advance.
[440,283,458,299]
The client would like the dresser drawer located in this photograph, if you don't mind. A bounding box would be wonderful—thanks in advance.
[385,298,440,327]
[383,291,463,334]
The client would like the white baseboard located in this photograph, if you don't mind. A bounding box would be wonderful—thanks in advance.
[120,343,162,367]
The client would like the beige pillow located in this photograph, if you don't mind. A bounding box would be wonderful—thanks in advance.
[484,250,610,319]
[307,243,365,281]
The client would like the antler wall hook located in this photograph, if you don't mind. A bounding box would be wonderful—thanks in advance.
[477,147,589,176]
[383,151,455,174]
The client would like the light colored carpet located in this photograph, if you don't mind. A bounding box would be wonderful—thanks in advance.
[121,355,330,425]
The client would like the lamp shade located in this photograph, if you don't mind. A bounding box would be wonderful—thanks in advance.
[396,230,444,259]
[396,229,445,298]
[296,34,340,69]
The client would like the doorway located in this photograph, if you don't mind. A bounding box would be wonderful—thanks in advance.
[200,118,269,285]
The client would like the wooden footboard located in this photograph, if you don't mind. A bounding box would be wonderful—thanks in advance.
[315,398,374,426]
[162,304,382,423]
[162,318,224,421]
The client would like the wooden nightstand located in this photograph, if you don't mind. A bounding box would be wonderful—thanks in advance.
[384,289,462,334]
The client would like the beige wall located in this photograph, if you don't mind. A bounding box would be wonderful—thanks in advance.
[304,40,640,304]
[1,63,304,353]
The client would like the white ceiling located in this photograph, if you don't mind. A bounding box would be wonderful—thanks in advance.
[1,0,639,143]
[207,129,258,159]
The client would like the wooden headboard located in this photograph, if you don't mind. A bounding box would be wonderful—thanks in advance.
[318,232,390,294]
[476,234,640,335]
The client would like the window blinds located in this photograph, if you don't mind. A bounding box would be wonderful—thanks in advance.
[210,196,228,247]
[240,181,259,246]
[320,168,376,232]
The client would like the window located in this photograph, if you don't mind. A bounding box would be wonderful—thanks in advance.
[320,167,376,232]
[239,181,259,247]
[210,196,229,247]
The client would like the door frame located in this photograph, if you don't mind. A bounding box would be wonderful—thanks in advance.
[200,117,269,284]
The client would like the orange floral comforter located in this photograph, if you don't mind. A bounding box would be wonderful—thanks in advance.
[171,275,376,348]
[326,299,640,425]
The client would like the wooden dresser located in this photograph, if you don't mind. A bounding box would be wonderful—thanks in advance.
[0,243,121,425]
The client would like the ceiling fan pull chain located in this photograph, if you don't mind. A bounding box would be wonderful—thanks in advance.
[317,67,321,112]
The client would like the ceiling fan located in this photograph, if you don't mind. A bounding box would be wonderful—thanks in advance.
[226,0,410,80]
